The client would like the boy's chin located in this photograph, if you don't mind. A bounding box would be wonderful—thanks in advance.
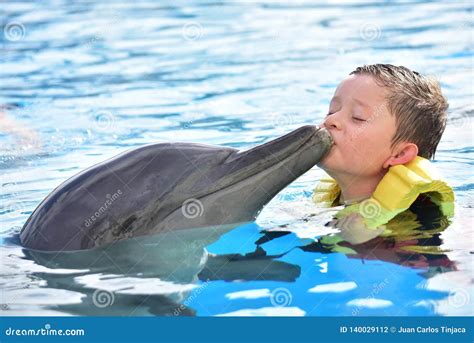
[317,155,333,170]
[316,160,328,170]
[317,158,342,176]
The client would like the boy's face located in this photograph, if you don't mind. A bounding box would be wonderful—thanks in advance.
[318,74,397,179]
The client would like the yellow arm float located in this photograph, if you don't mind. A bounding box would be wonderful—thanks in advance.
[312,156,455,229]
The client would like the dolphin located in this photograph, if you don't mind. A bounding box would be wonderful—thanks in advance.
[20,125,333,251]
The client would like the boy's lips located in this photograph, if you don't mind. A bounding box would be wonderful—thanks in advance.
[326,130,336,145]
[317,125,336,146]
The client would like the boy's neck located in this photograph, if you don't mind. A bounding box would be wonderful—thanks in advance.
[333,171,387,205]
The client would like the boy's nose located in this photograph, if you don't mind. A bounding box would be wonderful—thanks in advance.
[322,112,341,130]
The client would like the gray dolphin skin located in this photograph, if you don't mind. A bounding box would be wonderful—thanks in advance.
[20,125,333,251]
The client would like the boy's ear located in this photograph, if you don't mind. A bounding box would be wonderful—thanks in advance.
[383,143,418,168]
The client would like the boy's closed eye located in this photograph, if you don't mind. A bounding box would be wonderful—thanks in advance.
[325,110,368,122]
[352,115,366,122]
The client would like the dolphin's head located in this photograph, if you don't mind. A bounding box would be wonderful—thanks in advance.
[20,125,333,251]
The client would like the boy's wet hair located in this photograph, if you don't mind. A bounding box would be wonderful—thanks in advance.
[350,64,448,160]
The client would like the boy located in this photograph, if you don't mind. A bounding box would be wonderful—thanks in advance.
[315,64,451,244]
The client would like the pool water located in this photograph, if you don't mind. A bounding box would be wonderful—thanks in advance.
[1,1,472,316]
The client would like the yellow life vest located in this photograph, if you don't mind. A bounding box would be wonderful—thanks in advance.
[312,156,455,229]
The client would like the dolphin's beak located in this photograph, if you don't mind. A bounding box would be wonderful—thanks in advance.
[224,125,333,174]
[206,125,334,221]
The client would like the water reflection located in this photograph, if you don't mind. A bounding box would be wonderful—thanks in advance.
[18,225,235,315]
[11,197,458,316]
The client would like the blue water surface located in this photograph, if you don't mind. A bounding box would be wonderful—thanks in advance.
[0,0,472,316]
